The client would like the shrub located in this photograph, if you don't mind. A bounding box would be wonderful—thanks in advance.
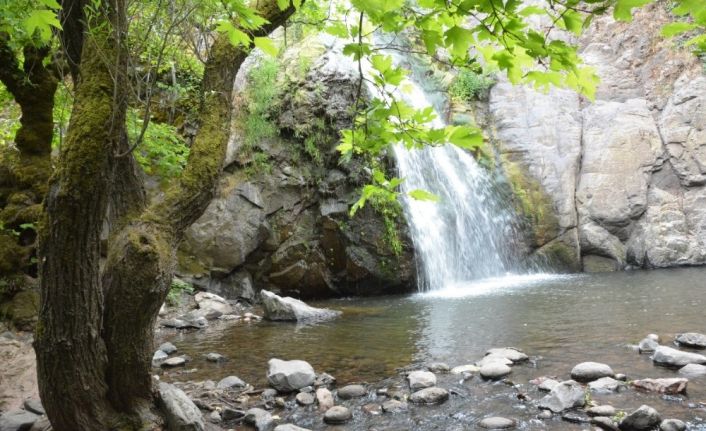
[449,69,495,101]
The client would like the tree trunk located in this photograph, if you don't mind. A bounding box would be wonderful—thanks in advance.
[33,0,129,429]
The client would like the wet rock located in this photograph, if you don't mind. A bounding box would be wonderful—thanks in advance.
[660,419,686,431]
[647,334,660,342]
[337,384,366,399]
[208,411,221,423]
[153,350,168,366]
[28,416,51,431]
[588,405,616,417]
[486,347,528,363]
[409,387,449,405]
[323,406,352,424]
[206,353,227,363]
[160,318,192,329]
[653,346,706,367]
[615,373,627,381]
[315,388,333,411]
[157,382,205,431]
[244,408,273,431]
[267,359,316,392]
[407,371,436,390]
[159,342,178,354]
[476,355,513,367]
[571,362,615,382]
[537,380,585,413]
[679,363,706,377]
[632,378,688,394]
[588,377,626,393]
[362,403,381,415]
[675,332,706,349]
[531,377,559,392]
[562,412,591,424]
[592,416,620,431]
[260,290,341,322]
[537,410,553,419]
[274,425,311,431]
[221,407,244,421]
[427,362,450,373]
[314,372,335,387]
[619,405,661,431]
[195,292,233,315]
[480,362,512,380]
[295,392,315,406]
[450,364,479,374]
[161,356,187,368]
[638,337,659,353]
[0,410,40,431]
[22,400,44,416]
[217,376,246,390]
[382,399,408,413]
[479,416,516,429]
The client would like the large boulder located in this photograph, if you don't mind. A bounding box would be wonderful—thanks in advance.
[619,405,661,431]
[571,362,615,382]
[157,383,205,431]
[675,332,706,349]
[266,358,316,392]
[260,290,340,322]
[0,410,40,431]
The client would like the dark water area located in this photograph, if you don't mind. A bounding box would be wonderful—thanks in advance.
[160,267,706,429]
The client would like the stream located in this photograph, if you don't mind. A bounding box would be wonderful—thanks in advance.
[161,266,706,430]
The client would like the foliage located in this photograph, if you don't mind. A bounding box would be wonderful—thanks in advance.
[126,109,190,178]
[449,69,496,102]
[0,84,20,147]
[0,0,62,47]
[166,278,194,306]
[660,0,706,54]
[240,57,281,153]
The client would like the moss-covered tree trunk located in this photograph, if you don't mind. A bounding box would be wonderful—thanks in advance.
[33,1,297,429]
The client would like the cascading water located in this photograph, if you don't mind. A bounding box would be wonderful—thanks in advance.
[364,38,539,293]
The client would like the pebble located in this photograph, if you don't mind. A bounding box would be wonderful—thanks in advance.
[295,392,315,406]
[409,387,449,405]
[570,362,615,382]
[537,410,553,419]
[323,406,352,424]
[450,364,480,374]
[152,350,168,366]
[592,416,619,430]
[337,384,366,399]
[208,411,222,423]
[274,425,312,431]
[427,362,450,373]
[244,408,273,431]
[381,399,408,413]
[221,407,244,421]
[161,356,186,367]
[620,405,661,431]
[216,375,246,389]
[159,342,178,354]
[587,405,616,417]
[479,416,516,429]
[480,362,512,379]
[660,418,687,431]
[206,352,227,363]
[486,347,529,363]
[362,403,382,415]
[316,388,334,411]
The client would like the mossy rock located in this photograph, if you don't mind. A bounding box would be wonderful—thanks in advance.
[0,233,26,276]
[0,289,39,331]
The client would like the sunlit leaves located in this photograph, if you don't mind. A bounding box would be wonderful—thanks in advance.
[254,37,278,56]
[660,0,706,54]
[408,189,440,202]
[22,0,62,44]
[613,0,652,21]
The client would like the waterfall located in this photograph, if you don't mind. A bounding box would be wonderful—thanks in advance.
[363,39,536,293]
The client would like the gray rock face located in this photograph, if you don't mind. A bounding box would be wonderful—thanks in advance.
[323,406,352,424]
[407,371,436,390]
[571,362,615,382]
[267,358,316,392]
[0,410,40,431]
[619,405,661,431]
[409,387,449,405]
[157,383,205,431]
[653,346,706,368]
[675,332,706,349]
[479,416,516,429]
[537,380,586,413]
[260,290,341,322]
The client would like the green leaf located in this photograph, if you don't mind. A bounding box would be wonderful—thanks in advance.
[23,9,61,43]
[613,0,652,21]
[444,26,474,59]
[446,125,483,150]
[562,10,584,35]
[661,22,698,37]
[254,37,278,56]
[216,21,250,47]
[38,0,61,9]
[408,189,440,202]
[324,21,349,38]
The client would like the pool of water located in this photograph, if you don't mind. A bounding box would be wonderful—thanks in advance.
[160,267,706,429]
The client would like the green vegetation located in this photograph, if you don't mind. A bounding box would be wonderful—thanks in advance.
[126,109,190,178]
[240,57,281,153]
[449,69,496,101]
[166,278,194,306]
